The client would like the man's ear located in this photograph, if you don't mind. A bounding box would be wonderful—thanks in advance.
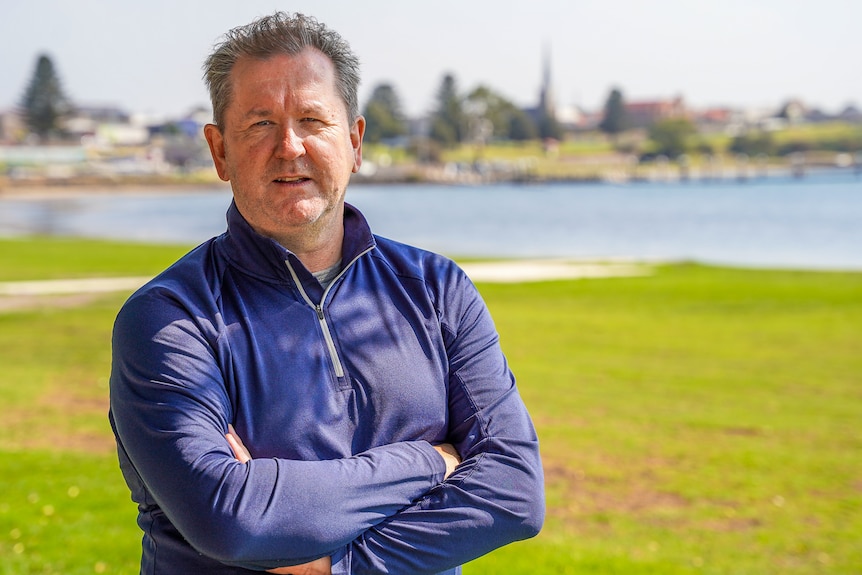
[204,124,230,182]
[350,115,366,174]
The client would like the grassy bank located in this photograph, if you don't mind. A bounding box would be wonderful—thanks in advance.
[1,238,860,574]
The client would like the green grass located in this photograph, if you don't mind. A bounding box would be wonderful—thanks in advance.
[0,288,144,573]
[469,265,862,574]
[0,237,190,281]
[773,121,862,146]
[1,240,860,573]
[0,451,140,575]
[0,239,189,573]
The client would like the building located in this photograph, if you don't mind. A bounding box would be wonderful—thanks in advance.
[0,109,25,144]
[625,96,687,128]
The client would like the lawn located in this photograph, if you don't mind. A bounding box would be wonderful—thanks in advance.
[0,238,860,574]
[469,265,862,574]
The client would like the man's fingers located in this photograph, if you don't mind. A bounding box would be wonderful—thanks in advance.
[226,424,252,463]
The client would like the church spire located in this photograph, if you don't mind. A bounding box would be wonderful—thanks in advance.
[540,44,555,118]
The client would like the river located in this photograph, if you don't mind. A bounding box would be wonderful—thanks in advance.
[1,170,860,270]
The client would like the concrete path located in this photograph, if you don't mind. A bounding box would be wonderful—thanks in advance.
[0,276,155,296]
[0,260,652,311]
[458,260,651,283]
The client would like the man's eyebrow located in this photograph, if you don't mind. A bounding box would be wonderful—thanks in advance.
[241,108,273,120]
[299,102,334,117]
[240,105,332,119]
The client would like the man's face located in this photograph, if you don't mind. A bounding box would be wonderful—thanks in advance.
[205,48,364,244]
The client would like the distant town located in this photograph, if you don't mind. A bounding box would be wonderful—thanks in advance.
[1,53,860,189]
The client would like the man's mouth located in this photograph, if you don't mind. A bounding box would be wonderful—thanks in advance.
[274,176,309,184]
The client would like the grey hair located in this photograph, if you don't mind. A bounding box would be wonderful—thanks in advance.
[203,12,361,128]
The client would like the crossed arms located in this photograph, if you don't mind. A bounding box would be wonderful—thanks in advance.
[109,272,544,574]
[225,427,463,574]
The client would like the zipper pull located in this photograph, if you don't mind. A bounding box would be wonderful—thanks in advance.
[315,305,325,320]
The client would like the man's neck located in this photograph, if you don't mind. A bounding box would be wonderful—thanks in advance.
[293,240,343,273]
[240,203,346,273]
[274,221,344,273]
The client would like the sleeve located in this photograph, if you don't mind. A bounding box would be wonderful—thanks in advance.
[109,288,447,570]
[342,268,545,574]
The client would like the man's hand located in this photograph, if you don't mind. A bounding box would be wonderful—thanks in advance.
[433,443,461,479]
[226,424,252,463]
[225,426,332,575]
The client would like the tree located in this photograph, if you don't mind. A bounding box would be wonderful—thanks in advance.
[429,73,465,147]
[464,85,536,142]
[648,118,697,158]
[729,131,775,156]
[599,88,627,139]
[464,85,503,140]
[362,83,408,144]
[537,111,563,141]
[507,108,538,141]
[19,54,71,140]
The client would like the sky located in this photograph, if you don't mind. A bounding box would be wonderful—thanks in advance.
[1,0,860,121]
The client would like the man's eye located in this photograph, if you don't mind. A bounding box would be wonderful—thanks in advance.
[302,117,322,123]
[254,120,273,127]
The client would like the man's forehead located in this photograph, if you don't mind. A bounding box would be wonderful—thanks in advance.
[228,51,337,99]
[234,48,334,78]
[224,52,347,121]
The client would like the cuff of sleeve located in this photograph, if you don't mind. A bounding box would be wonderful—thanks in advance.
[414,440,447,485]
[331,545,349,575]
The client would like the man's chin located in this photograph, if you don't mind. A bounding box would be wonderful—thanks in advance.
[279,199,330,225]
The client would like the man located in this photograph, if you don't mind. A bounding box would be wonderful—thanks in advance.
[109,12,543,574]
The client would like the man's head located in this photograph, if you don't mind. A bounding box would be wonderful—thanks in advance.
[203,12,361,128]
[201,13,365,266]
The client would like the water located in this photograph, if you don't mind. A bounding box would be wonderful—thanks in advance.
[1,170,861,270]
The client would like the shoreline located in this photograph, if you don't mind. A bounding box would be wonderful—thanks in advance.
[0,181,231,199]
[2,155,860,198]
[2,164,859,199]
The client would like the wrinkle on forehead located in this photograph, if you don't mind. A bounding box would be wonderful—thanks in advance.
[228,49,344,122]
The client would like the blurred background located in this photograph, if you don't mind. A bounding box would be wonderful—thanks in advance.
[1,2,861,574]
[3,0,861,125]
[1,0,861,268]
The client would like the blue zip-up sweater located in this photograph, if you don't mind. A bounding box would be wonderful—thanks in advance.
[109,201,544,574]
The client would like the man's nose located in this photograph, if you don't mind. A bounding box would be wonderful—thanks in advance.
[275,125,306,159]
